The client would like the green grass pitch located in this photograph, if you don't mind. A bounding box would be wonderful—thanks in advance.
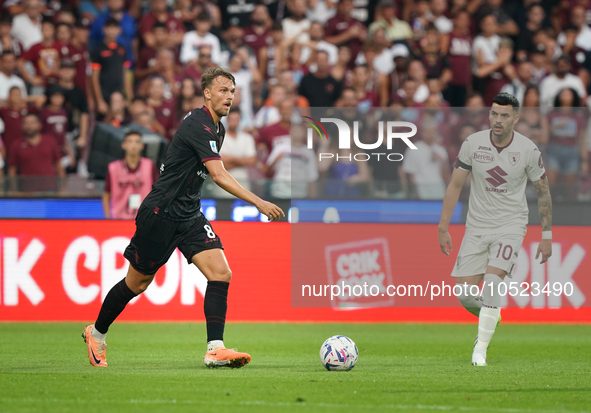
[0,323,589,413]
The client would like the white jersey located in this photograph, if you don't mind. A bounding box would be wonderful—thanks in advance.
[457,129,546,235]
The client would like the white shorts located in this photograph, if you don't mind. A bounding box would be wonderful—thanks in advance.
[451,233,524,278]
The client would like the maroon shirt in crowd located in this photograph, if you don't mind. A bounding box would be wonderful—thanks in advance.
[243,26,271,57]
[38,106,68,148]
[58,42,90,92]
[324,15,365,66]
[138,12,185,40]
[447,32,472,86]
[0,105,37,153]
[148,99,176,140]
[8,135,61,175]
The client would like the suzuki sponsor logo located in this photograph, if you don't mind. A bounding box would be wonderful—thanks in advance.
[485,165,508,187]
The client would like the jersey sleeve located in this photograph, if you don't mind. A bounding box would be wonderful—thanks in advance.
[526,146,546,182]
[456,139,472,170]
[186,119,222,162]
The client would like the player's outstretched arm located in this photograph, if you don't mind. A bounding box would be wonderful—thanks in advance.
[438,167,470,255]
[204,159,285,221]
[533,176,552,263]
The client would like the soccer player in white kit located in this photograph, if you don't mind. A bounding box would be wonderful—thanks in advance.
[438,93,553,366]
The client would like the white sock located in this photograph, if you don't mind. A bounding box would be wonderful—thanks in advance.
[207,340,224,352]
[91,326,106,341]
[477,273,503,350]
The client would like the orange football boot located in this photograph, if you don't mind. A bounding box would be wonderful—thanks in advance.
[82,325,108,367]
[203,348,251,368]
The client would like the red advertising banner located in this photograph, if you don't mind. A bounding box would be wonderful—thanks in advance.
[0,220,589,323]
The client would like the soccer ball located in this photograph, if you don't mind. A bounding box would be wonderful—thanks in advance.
[319,335,358,371]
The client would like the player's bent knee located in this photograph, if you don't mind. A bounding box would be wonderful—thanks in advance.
[209,268,232,283]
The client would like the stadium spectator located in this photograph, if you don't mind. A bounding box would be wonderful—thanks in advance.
[39,86,75,168]
[407,60,430,103]
[402,118,450,200]
[180,11,221,65]
[103,91,129,127]
[500,60,533,106]
[8,112,64,192]
[243,4,271,58]
[325,0,366,67]
[132,109,165,136]
[298,50,342,107]
[414,24,451,87]
[229,47,261,132]
[300,21,339,69]
[212,109,257,198]
[145,76,175,140]
[430,0,453,34]
[258,21,286,83]
[305,0,337,24]
[275,69,310,109]
[378,43,409,106]
[441,10,472,107]
[350,64,379,108]
[557,5,591,52]
[10,0,43,52]
[516,2,546,62]
[331,45,352,82]
[0,86,44,153]
[561,24,589,78]
[174,77,199,128]
[529,49,550,85]
[139,0,185,49]
[102,130,157,219]
[0,15,23,57]
[183,45,214,94]
[53,59,89,150]
[539,55,587,110]
[217,0,257,29]
[369,0,412,43]
[219,23,256,69]
[17,18,60,91]
[546,88,588,192]
[67,19,91,95]
[256,99,292,163]
[411,0,432,41]
[283,0,310,43]
[137,49,182,98]
[89,0,136,63]
[475,0,519,36]
[520,85,549,151]
[173,0,200,32]
[90,17,133,116]
[254,84,285,129]
[79,0,108,23]
[321,143,371,198]
[135,22,169,83]
[0,51,27,100]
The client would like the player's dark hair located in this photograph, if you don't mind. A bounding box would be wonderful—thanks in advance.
[200,67,236,95]
[123,129,143,141]
[105,17,120,28]
[492,93,520,111]
[553,87,581,107]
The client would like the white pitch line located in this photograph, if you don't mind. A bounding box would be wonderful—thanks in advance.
[0,397,588,413]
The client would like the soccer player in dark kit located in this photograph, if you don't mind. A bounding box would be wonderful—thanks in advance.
[82,67,285,368]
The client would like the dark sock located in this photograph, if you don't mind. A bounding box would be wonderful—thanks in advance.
[94,278,137,334]
[204,281,229,343]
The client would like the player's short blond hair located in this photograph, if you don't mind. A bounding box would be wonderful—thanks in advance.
[200,67,236,96]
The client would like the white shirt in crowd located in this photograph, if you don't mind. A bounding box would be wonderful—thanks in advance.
[282,18,311,43]
[10,13,43,51]
[180,31,222,64]
[211,129,257,198]
[539,73,587,111]
[266,141,318,198]
[402,140,448,200]
[253,105,281,129]
[0,71,27,100]
[472,34,500,75]
[232,69,255,131]
[301,40,338,68]
[557,25,591,52]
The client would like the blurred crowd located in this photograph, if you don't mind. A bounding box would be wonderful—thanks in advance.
[0,0,591,203]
